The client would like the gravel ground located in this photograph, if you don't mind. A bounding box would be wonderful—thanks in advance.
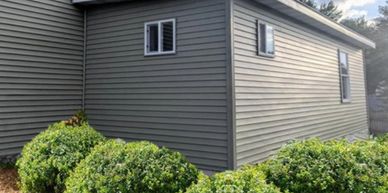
[0,168,19,193]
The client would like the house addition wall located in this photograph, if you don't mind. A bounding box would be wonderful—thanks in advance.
[0,0,84,157]
[232,0,369,167]
[84,0,230,171]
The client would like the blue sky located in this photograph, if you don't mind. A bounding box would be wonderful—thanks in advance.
[318,0,386,20]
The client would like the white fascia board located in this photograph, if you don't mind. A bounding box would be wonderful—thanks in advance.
[257,0,375,49]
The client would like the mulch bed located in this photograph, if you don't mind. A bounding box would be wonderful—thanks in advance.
[0,168,19,193]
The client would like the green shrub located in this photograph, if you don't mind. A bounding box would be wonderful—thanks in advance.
[16,122,105,193]
[185,165,281,193]
[263,138,387,193]
[376,133,388,143]
[351,140,388,192]
[65,140,199,193]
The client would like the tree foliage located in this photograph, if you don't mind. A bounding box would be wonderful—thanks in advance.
[341,1,388,95]
[341,17,375,35]
[297,0,343,21]
[319,1,343,21]
[298,0,317,8]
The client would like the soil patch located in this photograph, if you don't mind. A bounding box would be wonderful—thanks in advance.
[0,168,19,193]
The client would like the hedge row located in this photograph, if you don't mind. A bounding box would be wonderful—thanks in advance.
[16,115,388,193]
[263,138,388,193]
[16,116,199,193]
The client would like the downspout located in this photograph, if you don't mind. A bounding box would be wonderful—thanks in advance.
[82,9,87,111]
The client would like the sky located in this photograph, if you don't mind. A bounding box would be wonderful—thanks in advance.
[318,0,386,20]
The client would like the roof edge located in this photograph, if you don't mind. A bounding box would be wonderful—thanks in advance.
[73,0,376,49]
[72,0,130,5]
[261,0,375,49]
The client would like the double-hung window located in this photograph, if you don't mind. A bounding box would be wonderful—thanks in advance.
[144,19,176,56]
[339,50,351,103]
[257,21,275,57]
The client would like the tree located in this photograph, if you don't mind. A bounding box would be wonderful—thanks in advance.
[341,1,388,95]
[297,0,343,21]
[298,0,317,8]
[341,16,375,36]
[319,1,343,21]
[368,2,388,95]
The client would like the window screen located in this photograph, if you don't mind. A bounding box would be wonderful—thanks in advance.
[148,24,159,52]
[339,51,351,102]
[162,21,174,52]
[266,25,274,55]
[145,19,176,55]
[258,22,275,57]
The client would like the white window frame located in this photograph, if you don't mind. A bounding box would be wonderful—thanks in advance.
[257,21,275,57]
[339,50,351,103]
[144,18,176,56]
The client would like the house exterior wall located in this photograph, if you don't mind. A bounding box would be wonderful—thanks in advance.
[84,0,230,171]
[0,0,84,157]
[232,0,369,167]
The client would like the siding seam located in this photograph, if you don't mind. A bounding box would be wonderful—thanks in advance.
[82,9,87,110]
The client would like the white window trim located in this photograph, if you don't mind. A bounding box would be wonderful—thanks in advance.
[339,50,351,103]
[144,18,176,56]
[257,20,275,58]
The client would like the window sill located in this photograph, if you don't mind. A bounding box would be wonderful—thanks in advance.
[144,51,176,57]
[258,52,275,58]
[341,99,352,104]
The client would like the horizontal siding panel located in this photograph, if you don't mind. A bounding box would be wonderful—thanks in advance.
[88,110,226,121]
[4,0,82,17]
[98,130,227,168]
[85,0,228,171]
[0,0,82,21]
[87,0,220,22]
[237,119,367,166]
[233,0,368,167]
[0,0,83,157]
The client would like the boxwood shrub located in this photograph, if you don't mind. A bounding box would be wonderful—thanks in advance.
[351,140,388,192]
[65,140,199,193]
[16,122,105,193]
[185,165,281,193]
[263,138,388,193]
[376,133,388,143]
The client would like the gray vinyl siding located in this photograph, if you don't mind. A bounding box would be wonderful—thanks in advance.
[0,0,84,156]
[232,0,369,167]
[85,0,229,171]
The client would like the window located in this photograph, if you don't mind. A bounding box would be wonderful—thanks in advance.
[145,19,176,56]
[339,50,351,103]
[258,21,275,57]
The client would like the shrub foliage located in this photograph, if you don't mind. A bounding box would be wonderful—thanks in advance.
[16,122,105,193]
[185,166,281,193]
[65,140,199,193]
[264,138,388,193]
[351,140,388,192]
[376,133,388,144]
